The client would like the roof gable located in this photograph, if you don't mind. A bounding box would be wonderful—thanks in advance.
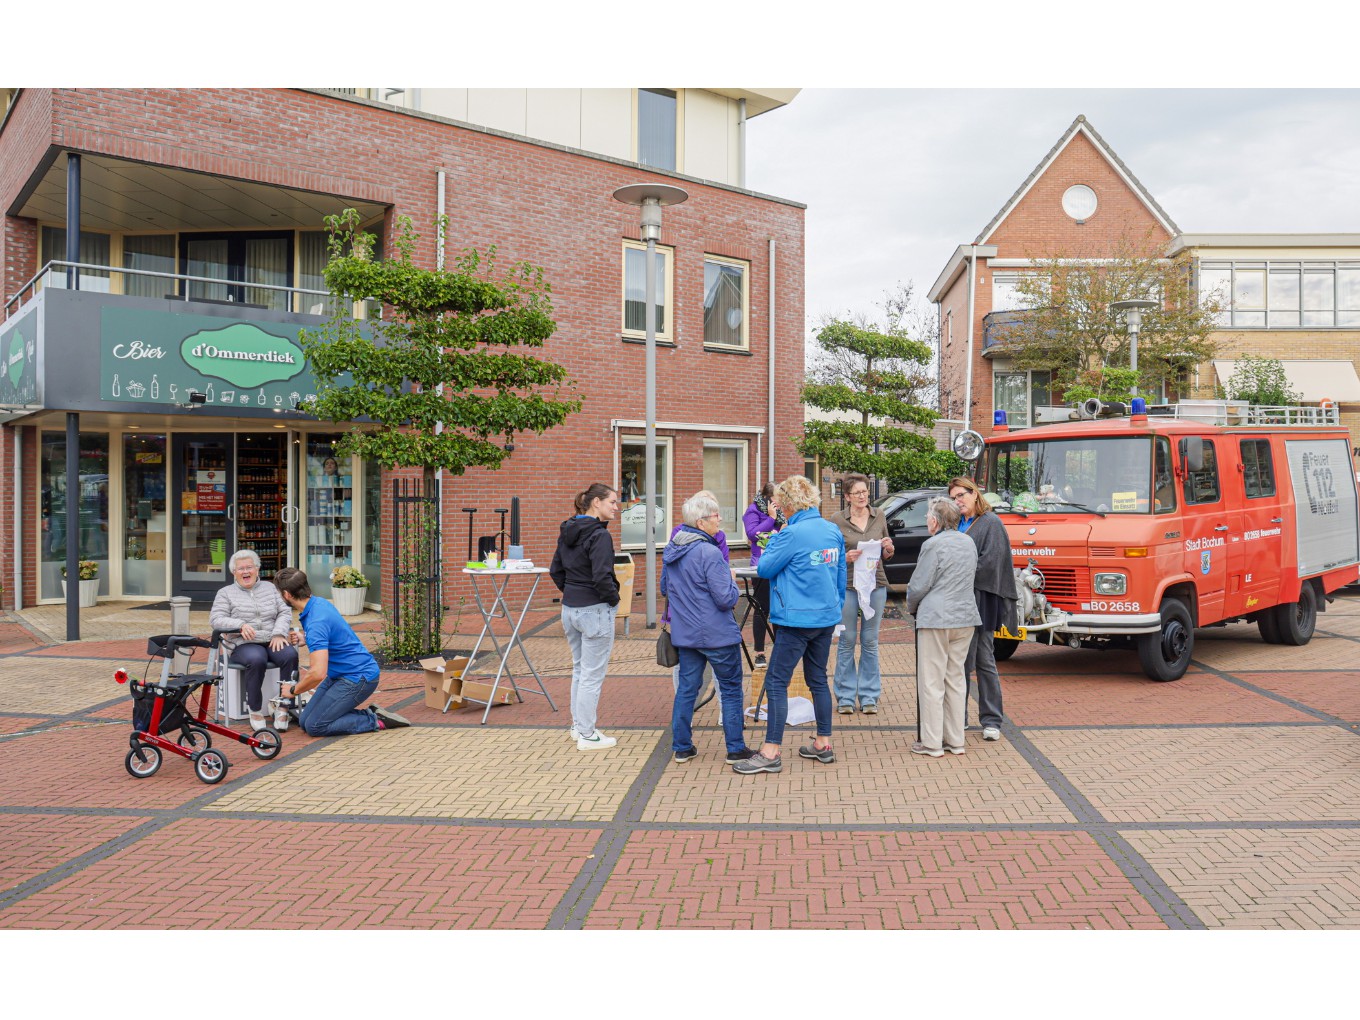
[975,115,1179,245]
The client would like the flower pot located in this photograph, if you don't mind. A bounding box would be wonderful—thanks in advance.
[332,585,367,617]
[62,578,100,608]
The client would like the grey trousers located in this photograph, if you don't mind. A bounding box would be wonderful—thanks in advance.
[562,603,616,738]
[916,627,972,751]
[965,625,1004,729]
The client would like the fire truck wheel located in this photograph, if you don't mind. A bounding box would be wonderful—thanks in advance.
[1137,598,1194,682]
[1273,584,1317,646]
[993,637,1020,661]
[1257,611,1282,644]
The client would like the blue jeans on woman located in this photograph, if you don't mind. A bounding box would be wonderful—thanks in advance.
[672,644,746,756]
[762,624,834,746]
[561,602,616,738]
[834,585,887,709]
[299,674,380,736]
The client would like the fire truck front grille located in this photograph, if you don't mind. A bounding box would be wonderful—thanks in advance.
[1039,567,1089,608]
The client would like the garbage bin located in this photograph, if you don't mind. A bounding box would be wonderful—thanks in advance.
[613,553,635,635]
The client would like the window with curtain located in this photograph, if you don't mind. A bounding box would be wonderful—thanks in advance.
[619,438,670,547]
[40,227,111,292]
[703,442,746,541]
[638,88,677,171]
[245,237,289,310]
[703,256,748,349]
[122,235,176,298]
[622,241,672,339]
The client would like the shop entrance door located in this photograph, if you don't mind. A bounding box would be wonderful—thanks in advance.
[171,435,235,600]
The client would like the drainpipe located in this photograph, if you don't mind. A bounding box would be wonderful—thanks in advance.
[767,238,776,483]
[964,244,978,432]
[737,99,747,189]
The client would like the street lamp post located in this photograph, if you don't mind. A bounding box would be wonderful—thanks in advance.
[612,183,688,629]
[1111,298,1158,396]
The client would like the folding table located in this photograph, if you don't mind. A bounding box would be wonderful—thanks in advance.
[453,567,558,724]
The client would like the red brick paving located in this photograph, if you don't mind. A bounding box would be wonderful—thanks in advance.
[1226,671,1360,724]
[0,819,601,929]
[0,623,42,655]
[0,813,151,892]
[0,716,51,735]
[586,830,1166,929]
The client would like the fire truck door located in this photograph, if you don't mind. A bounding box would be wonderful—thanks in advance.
[1234,437,1285,616]
[1179,437,1234,624]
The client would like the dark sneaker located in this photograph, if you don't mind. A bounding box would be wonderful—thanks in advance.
[798,742,836,764]
[732,751,782,774]
[373,706,410,730]
[725,747,757,764]
[673,747,698,763]
[754,654,767,668]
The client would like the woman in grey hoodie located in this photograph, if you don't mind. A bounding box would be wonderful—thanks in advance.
[905,497,981,757]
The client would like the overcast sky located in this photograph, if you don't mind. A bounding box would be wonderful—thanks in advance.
[745,89,1360,334]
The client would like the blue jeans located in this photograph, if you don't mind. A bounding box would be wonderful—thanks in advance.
[299,675,380,736]
[834,585,887,708]
[762,624,834,747]
[673,644,746,755]
[562,603,615,738]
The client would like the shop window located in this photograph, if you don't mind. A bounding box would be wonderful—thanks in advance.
[40,431,110,600]
[123,433,168,597]
[619,438,670,548]
[702,442,747,541]
[304,437,354,598]
[703,256,748,349]
[622,241,673,341]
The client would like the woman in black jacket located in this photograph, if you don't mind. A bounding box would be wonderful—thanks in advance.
[549,483,621,751]
[948,476,1019,743]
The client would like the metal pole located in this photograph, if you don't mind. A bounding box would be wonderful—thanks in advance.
[1129,324,1139,397]
[645,232,657,629]
[65,154,81,291]
[65,412,79,641]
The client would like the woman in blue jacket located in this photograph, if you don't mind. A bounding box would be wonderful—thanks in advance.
[733,475,846,775]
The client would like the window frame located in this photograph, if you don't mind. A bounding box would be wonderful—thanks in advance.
[1199,258,1360,329]
[1181,438,1221,506]
[621,240,675,343]
[1240,438,1277,499]
[636,88,678,172]
[702,440,748,545]
[702,254,750,351]
[617,435,674,551]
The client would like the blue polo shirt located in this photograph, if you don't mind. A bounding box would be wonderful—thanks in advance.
[298,596,379,681]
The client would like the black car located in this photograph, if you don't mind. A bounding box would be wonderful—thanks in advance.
[872,488,946,589]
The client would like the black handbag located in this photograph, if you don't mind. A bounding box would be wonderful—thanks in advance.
[656,596,680,667]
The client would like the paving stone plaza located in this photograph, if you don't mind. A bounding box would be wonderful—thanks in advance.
[1,593,1358,931]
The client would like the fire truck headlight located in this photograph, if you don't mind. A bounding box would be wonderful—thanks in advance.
[1093,573,1127,596]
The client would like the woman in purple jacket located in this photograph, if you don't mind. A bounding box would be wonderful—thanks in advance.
[741,482,784,666]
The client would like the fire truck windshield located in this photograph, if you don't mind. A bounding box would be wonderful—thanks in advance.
[982,436,1163,515]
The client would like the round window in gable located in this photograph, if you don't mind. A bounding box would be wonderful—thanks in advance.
[1062,184,1098,222]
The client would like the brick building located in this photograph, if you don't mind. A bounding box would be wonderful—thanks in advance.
[0,88,805,617]
[929,115,1360,455]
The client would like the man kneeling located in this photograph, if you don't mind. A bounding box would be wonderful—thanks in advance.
[274,567,409,736]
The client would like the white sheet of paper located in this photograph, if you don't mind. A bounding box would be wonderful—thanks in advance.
[853,539,882,619]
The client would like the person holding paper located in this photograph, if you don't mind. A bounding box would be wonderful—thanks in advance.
[829,473,894,714]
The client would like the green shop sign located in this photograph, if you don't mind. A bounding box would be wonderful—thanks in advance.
[0,307,38,407]
[100,307,334,410]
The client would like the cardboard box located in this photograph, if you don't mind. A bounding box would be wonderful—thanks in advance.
[144,533,166,561]
[420,655,471,711]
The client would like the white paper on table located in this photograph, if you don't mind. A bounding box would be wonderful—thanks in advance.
[853,539,882,619]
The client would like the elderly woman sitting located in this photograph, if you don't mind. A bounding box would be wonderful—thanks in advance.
[661,493,753,766]
[209,549,298,732]
[905,496,981,757]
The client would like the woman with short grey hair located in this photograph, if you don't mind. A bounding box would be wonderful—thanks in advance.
[209,548,297,731]
[904,496,980,757]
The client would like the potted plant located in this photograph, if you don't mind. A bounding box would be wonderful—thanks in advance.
[330,565,370,617]
[61,560,100,608]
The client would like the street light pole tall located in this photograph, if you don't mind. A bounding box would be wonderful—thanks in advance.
[1111,298,1158,397]
[613,183,688,628]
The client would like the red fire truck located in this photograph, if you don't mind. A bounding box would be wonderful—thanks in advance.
[953,398,1360,681]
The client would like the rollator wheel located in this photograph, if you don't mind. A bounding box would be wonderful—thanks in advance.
[178,728,211,751]
[191,749,229,785]
[125,743,162,779]
[249,727,282,761]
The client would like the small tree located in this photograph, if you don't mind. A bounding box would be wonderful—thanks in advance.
[994,233,1225,401]
[1225,355,1300,405]
[300,210,581,482]
[797,285,963,491]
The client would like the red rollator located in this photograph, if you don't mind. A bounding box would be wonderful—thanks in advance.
[116,631,284,784]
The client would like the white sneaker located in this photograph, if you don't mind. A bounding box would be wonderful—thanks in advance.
[569,726,582,740]
[982,726,1001,741]
[576,730,617,751]
[248,712,268,733]
[273,709,291,732]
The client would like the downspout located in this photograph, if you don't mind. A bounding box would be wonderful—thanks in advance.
[767,238,776,484]
[737,98,747,189]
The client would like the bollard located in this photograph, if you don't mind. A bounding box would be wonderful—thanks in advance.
[169,596,193,674]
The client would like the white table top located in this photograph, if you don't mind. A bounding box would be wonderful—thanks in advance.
[732,566,760,578]
[461,567,549,575]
